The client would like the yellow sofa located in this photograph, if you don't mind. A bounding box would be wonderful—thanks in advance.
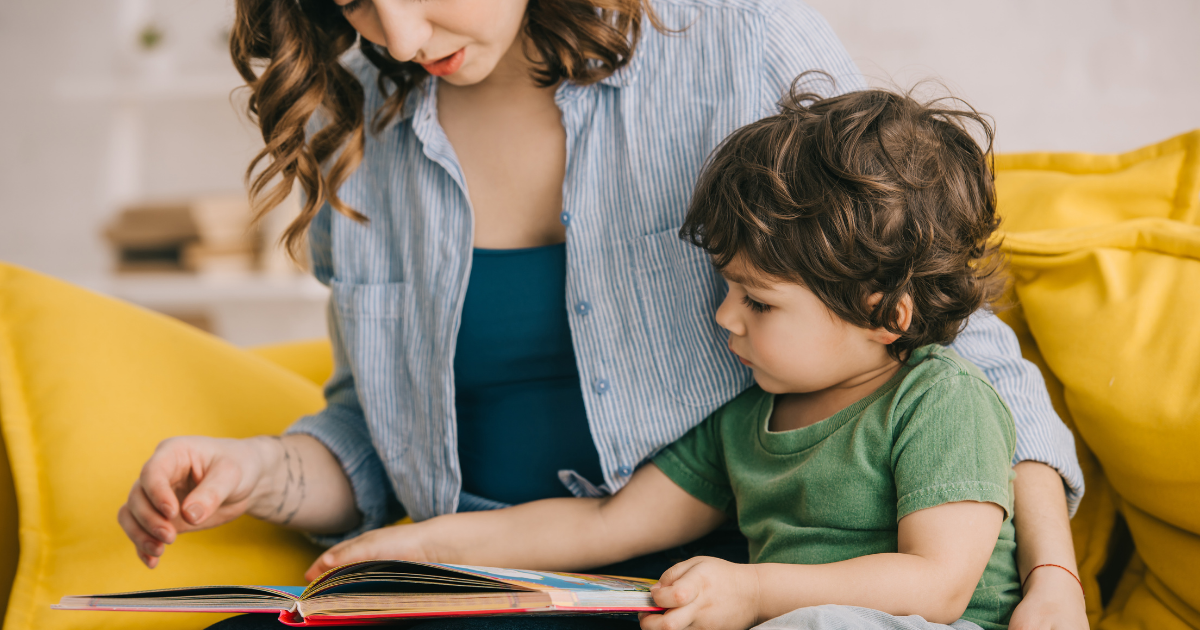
[2,130,1198,630]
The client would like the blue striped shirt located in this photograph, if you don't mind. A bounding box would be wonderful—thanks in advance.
[288,0,1083,545]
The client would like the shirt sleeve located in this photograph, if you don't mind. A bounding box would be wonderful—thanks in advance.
[759,0,867,114]
[948,309,1085,516]
[652,412,735,514]
[892,373,1017,521]
[284,201,404,547]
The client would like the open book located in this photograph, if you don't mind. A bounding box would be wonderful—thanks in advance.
[53,560,662,627]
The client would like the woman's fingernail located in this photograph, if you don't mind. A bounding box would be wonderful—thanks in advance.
[184,505,203,522]
[154,528,174,543]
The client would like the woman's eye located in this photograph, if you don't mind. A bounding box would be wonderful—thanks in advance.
[339,0,367,14]
[742,295,771,313]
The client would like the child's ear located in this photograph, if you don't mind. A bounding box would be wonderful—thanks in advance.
[865,293,914,345]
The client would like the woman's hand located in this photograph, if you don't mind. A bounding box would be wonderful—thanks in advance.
[305,522,436,581]
[1008,565,1088,630]
[117,435,279,568]
[639,557,761,630]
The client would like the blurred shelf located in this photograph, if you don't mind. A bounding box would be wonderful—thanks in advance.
[77,272,331,347]
[55,71,244,103]
[86,272,329,310]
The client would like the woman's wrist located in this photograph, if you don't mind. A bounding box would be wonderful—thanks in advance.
[1022,560,1086,599]
[245,435,291,521]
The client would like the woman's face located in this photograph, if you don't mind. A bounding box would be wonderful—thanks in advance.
[333,0,530,86]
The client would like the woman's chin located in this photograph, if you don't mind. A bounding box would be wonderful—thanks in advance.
[435,58,495,87]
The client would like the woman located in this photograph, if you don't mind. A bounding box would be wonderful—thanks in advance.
[118,0,1088,627]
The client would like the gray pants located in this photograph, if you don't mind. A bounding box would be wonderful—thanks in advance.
[754,606,985,630]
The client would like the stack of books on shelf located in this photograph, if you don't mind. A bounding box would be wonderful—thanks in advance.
[104,194,263,274]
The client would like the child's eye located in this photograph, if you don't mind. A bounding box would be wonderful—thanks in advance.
[339,0,368,15]
[742,295,771,313]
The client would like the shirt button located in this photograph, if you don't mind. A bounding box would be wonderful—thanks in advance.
[617,465,633,477]
[560,211,571,226]
[593,378,610,395]
[575,301,592,316]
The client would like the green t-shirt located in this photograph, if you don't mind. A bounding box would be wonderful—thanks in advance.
[654,345,1020,629]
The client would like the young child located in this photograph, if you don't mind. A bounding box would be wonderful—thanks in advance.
[311,85,1020,630]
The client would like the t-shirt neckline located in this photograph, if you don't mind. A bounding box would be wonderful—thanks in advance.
[756,357,918,455]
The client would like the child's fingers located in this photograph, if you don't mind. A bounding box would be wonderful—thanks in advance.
[656,556,706,587]
[651,578,699,609]
[305,540,355,582]
[640,603,697,630]
[304,528,417,581]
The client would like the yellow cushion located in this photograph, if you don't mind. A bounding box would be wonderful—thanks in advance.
[995,130,1200,232]
[249,340,334,388]
[994,130,1200,630]
[0,262,324,630]
[994,305,1117,627]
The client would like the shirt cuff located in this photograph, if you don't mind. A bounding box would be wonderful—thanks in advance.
[897,480,1014,522]
[286,404,401,547]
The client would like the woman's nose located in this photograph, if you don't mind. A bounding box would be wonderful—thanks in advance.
[375,3,433,63]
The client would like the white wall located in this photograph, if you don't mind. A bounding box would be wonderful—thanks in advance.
[1,0,1197,343]
[806,0,1200,154]
[1,0,262,282]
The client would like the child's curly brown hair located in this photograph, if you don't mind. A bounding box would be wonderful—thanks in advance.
[681,75,1006,361]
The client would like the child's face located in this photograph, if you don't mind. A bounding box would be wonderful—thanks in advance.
[714,256,902,395]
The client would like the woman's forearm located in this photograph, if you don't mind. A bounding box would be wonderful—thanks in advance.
[1012,461,1079,581]
[246,434,361,534]
[1009,461,1088,625]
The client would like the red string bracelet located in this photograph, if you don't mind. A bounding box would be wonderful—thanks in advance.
[1021,563,1085,597]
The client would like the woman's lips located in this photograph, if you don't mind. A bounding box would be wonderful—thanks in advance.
[421,49,465,77]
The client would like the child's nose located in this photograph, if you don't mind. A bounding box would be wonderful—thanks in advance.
[714,291,742,335]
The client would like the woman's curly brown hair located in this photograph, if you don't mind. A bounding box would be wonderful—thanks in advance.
[230,0,664,259]
[681,75,1006,361]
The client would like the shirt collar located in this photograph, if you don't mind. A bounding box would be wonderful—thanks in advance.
[396,80,429,124]
[390,40,643,128]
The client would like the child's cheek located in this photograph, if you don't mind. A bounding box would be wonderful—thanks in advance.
[756,323,819,391]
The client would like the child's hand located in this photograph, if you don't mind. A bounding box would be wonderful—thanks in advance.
[640,557,761,630]
[304,522,436,581]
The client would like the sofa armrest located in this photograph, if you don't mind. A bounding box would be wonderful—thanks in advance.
[249,339,333,388]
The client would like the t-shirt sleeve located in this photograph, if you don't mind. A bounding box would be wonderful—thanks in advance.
[759,0,867,114]
[653,412,735,514]
[891,373,1017,521]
